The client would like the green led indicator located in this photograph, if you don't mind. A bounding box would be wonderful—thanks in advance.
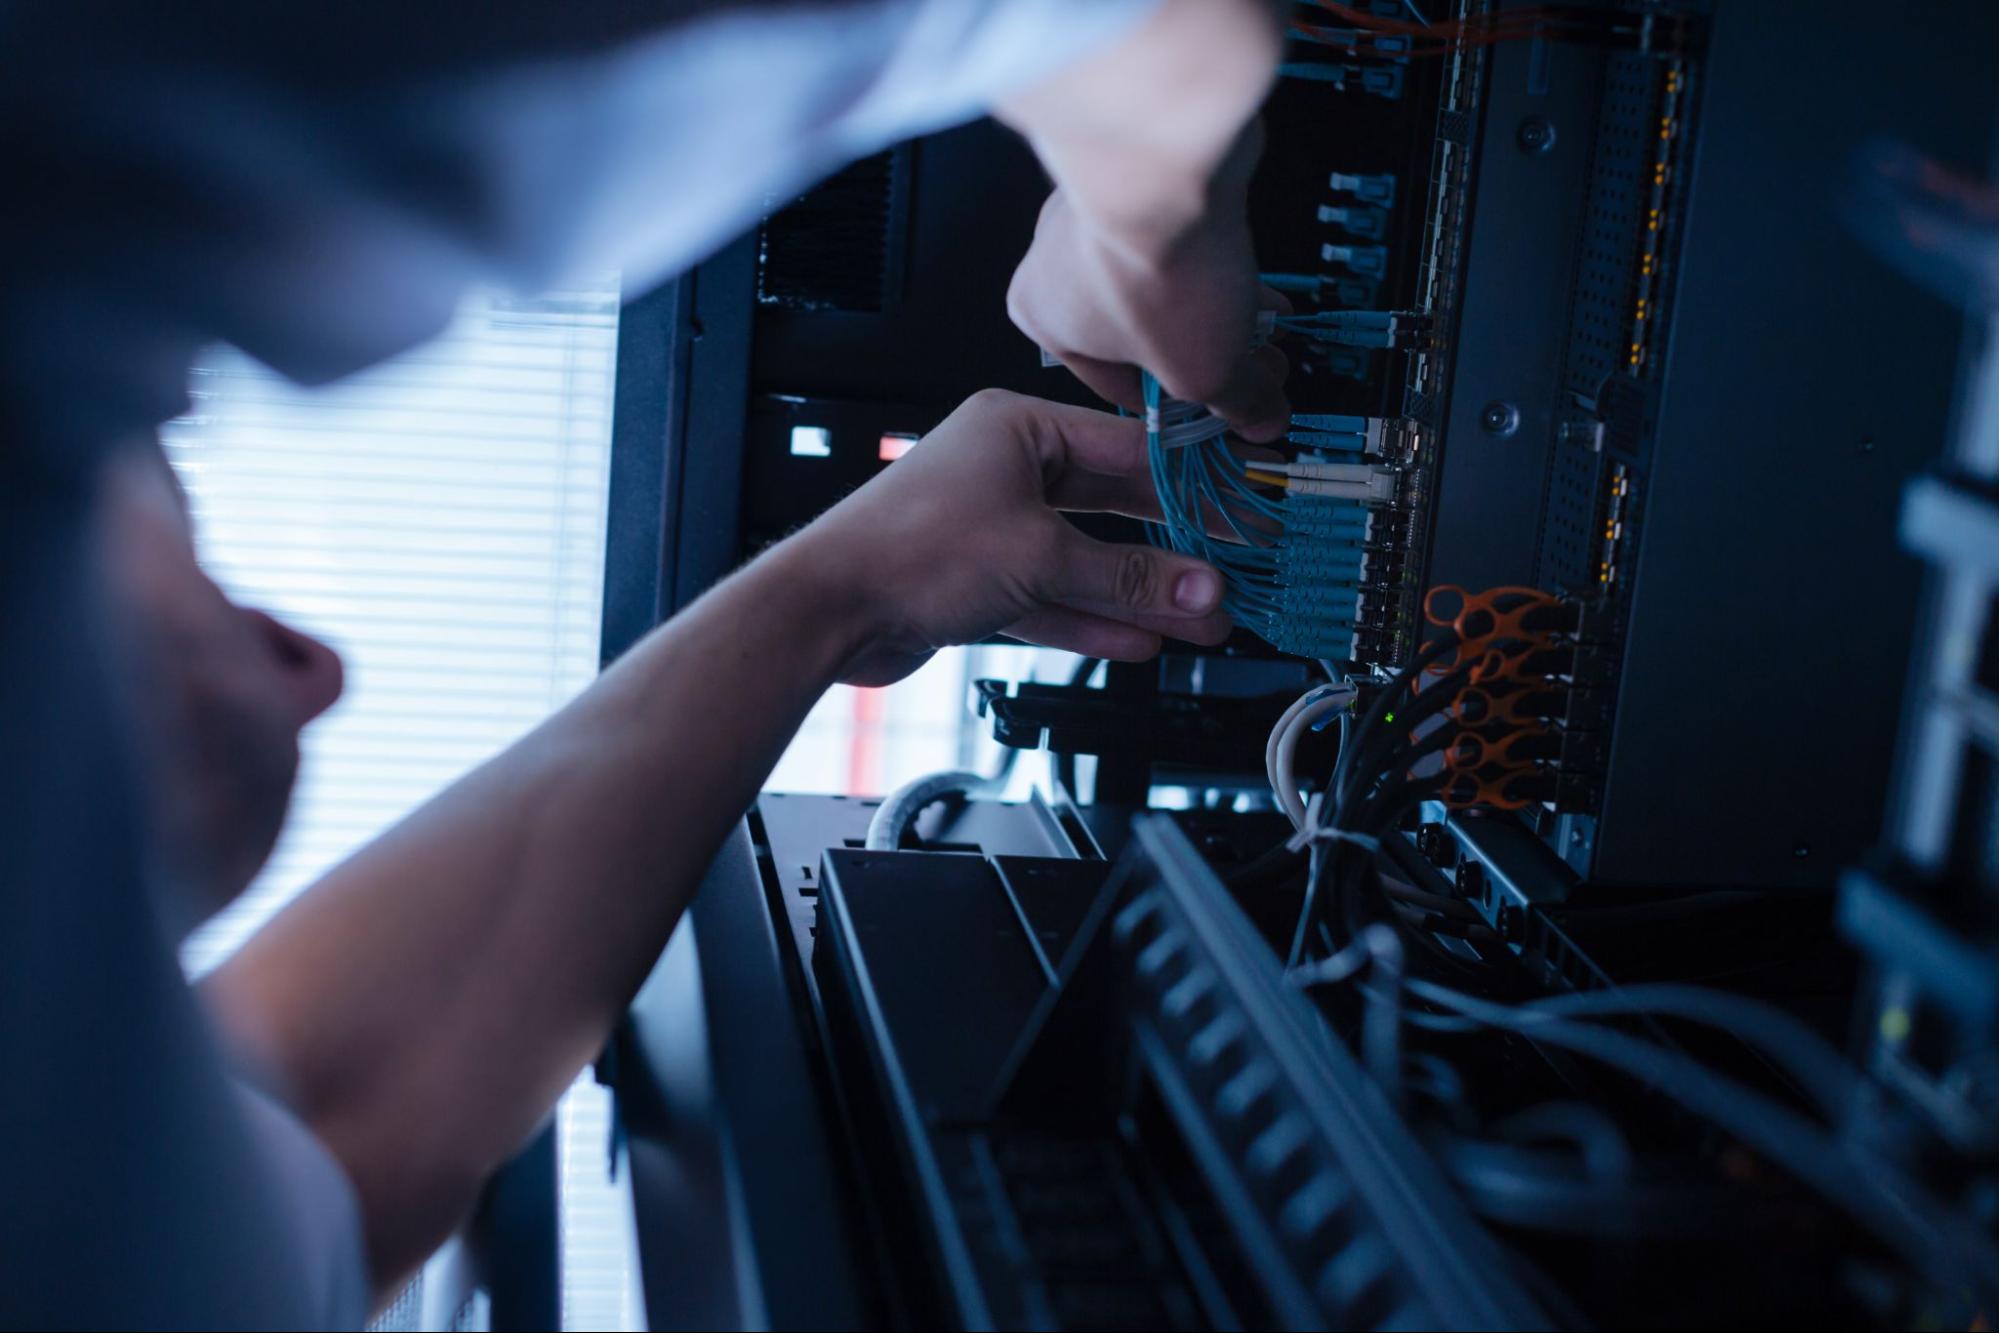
[1385,711,1397,723]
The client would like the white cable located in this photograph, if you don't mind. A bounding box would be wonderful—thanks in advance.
[1277,694,1350,828]
[863,769,993,850]
[1266,681,1357,831]
[1266,687,1335,824]
[1264,686,1331,799]
[1288,823,1382,854]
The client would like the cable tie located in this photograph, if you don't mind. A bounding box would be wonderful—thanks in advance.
[1286,825,1382,854]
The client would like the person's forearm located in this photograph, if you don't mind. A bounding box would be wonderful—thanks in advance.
[998,0,1282,259]
[202,539,869,1293]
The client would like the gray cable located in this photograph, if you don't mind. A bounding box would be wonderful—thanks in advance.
[1403,978,1999,1301]
[1522,983,1858,1122]
[1492,1101,1634,1181]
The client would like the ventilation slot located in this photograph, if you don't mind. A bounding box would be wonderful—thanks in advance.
[757,150,903,313]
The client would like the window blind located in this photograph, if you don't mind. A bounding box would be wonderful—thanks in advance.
[161,276,633,1332]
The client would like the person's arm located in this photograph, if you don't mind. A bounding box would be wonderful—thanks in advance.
[199,390,1229,1298]
[1000,0,1291,438]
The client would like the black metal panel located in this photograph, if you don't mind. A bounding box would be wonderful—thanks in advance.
[1593,0,1999,887]
[735,120,1099,548]
[675,235,759,607]
[599,236,758,663]
[474,1125,561,1332]
[603,244,862,1326]
[621,826,875,1330]
[808,817,1550,1329]
[1425,33,1605,596]
[1563,52,1662,401]
[757,147,910,314]
[756,790,1088,1018]
[599,279,688,665]
[748,120,1090,415]
[820,849,1054,1121]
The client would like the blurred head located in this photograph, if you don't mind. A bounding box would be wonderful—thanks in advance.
[97,444,344,932]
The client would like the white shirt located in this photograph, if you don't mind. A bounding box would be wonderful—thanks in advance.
[233,1082,372,1330]
[0,0,1157,461]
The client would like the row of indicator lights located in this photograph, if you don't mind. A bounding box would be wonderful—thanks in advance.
[1629,65,1685,371]
[790,425,920,462]
[1598,466,1633,586]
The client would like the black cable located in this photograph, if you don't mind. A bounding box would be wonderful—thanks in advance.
[1347,728,1456,833]
[1289,636,1498,982]
[1330,634,1458,811]
[1335,658,1475,823]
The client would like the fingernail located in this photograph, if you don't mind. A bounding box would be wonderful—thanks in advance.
[1174,569,1221,613]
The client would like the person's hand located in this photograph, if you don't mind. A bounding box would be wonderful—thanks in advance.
[770,389,1233,687]
[1007,124,1292,441]
[997,0,1288,439]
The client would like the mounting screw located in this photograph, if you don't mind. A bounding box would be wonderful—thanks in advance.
[1480,401,1521,437]
[1793,842,1811,859]
[1517,117,1556,154]
[1859,437,1877,455]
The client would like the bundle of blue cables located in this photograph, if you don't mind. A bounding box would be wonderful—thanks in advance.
[1141,371,1287,634]
[1141,372,1377,661]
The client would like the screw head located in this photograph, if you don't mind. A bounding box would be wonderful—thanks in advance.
[1517,117,1556,154]
[1793,842,1811,859]
[1480,401,1521,437]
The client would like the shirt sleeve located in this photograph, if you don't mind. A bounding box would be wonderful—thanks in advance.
[231,1082,372,1331]
[0,0,1160,457]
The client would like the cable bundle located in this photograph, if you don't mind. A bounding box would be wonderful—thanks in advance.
[1278,585,1589,957]
[1141,374,1402,661]
[1275,309,1428,351]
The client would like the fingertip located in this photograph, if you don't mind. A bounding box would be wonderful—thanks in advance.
[1234,417,1290,445]
[1171,566,1224,614]
[1007,607,1162,663]
[1062,353,1145,415]
[1258,284,1295,317]
[1213,349,1292,444]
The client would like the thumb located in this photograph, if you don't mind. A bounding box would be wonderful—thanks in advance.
[1052,528,1229,628]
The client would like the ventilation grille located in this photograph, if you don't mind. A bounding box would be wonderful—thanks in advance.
[1564,55,1658,398]
[1537,431,1603,593]
[756,150,901,313]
